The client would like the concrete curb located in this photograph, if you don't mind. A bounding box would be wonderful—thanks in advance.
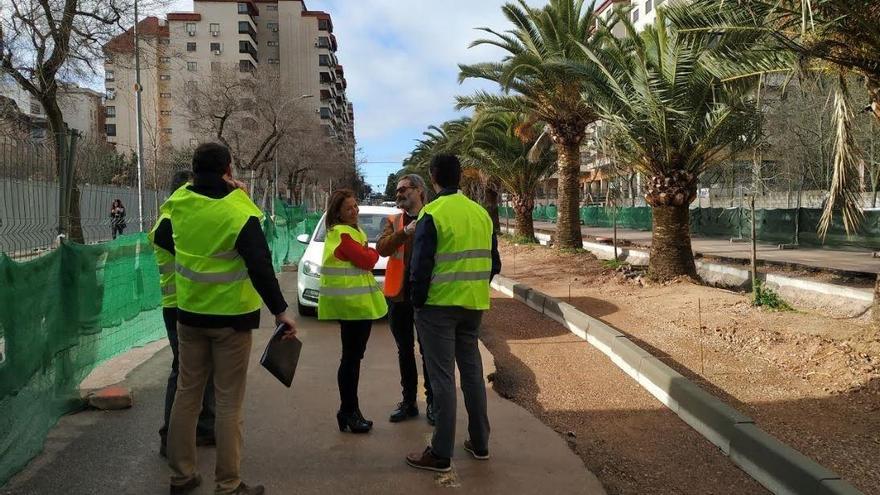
[500,226,873,317]
[490,274,864,495]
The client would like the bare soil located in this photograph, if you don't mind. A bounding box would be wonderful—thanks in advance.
[486,239,880,494]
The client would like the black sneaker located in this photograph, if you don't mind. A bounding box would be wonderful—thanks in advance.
[389,401,419,423]
[406,446,451,473]
[230,482,265,495]
[169,474,201,495]
[464,439,489,460]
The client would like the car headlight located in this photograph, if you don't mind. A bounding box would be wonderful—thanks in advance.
[302,260,321,278]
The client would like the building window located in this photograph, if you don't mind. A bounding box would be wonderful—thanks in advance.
[318,19,330,31]
[320,72,332,84]
[266,4,277,11]
[162,128,173,134]
[317,36,330,48]
[185,23,196,35]
[268,58,279,64]
[319,54,331,66]
[187,42,197,52]
[106,88,116,100]
[209,23,220,34]
[267,41,278,47]
[106,106,116,118]
[161,110,172,116]
[105,70,115,82]
[160,74,171,80]
[645,0,653,12]
[237,2,249,14]
[160,92,172,98]
[187,61,197,71]
[210,42,222,52]
[267,22,278,32]
[319,107,331,119]
[160,56,171,63]
[632,8,640,22]
[106,124,117,136]
[185,80,198,91]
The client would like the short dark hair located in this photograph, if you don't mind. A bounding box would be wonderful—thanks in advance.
[192,142,231,175]
[170,170,194,191]
[429,154,461,190]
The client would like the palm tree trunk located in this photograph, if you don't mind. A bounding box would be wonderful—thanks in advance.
[645,170,698,281]
[648,206,697,281]
[555,140,583,249]
[513,194,536,242]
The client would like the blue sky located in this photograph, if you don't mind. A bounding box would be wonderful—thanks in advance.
[167,0,514,190]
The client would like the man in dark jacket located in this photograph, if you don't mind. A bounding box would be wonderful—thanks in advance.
[154,143,296,495]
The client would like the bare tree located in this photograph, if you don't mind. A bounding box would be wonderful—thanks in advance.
[0,0,167,240]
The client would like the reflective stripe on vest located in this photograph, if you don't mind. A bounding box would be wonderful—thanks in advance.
[383,213,406,297]
[318,224,388,321]
[419,192,493,310]
[162,187,263,315]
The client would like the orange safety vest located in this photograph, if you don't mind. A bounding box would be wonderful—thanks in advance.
[383,213,406,297]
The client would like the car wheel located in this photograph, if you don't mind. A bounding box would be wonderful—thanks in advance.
[297,300,316,317]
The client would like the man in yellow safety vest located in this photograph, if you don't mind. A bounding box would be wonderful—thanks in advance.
[405,154,501,473]
[153,142,296,495]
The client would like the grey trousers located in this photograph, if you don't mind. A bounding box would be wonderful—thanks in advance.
[415,305,490,459]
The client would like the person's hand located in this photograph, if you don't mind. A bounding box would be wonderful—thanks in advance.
[404,220,417,236]
[275,312,298,340]
[223,173,248,192]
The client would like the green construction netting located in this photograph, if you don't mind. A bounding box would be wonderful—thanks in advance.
[263,200,321,271]
[0,233,166,485]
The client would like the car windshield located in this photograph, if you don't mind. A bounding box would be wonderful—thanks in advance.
[313,213,388,243]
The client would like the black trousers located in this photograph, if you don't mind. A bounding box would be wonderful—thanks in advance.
[338,319,373,414]
[160,307,215,443]
[389,300,432,405]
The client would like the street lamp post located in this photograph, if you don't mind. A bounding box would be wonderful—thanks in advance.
[272,94,313,218]
[133,0,146,232]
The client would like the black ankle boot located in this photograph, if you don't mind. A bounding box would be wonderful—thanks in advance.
[337,410,372,433]
[355,408,373,427]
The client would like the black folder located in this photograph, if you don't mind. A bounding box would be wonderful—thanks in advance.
[260,324,302,388]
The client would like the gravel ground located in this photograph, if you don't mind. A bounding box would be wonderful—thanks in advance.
[482,297,768,495]
[495,239,880,494]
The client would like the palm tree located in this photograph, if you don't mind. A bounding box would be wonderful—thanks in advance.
[457,0,607,249]
[462,112,556,241]
[568,10,760,280]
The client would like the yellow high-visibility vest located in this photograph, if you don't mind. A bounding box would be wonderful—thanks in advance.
[318,224,388,321]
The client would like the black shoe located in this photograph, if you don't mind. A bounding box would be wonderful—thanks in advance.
[389,401,419,423]
[169,474,201,495]
[426,403,436,426]
[355,408,373,427]
[230,482,265,495]
[337,411,372,433]
[464,439,490,460]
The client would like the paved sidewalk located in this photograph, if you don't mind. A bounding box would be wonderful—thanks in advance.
[510,219,880,275]
[2,274,604,495]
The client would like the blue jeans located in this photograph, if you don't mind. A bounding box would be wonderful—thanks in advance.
[159,308,215,444]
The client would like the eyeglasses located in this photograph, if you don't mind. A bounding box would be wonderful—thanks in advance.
[395,186,417,194]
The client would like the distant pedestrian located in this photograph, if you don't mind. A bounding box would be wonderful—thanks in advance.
[148,170,216,460]
[110,199,126,239]
[406,154,501,473]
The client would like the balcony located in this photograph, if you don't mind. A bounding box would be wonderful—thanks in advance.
[237,1,258,19]
[319,107,332,120]
[239,40,258,63]
[238,21,257,44]
[239,60,256,73]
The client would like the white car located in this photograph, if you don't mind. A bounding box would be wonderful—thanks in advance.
[296,205,400,316]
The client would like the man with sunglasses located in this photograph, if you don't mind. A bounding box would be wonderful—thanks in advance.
[376,174,435,425]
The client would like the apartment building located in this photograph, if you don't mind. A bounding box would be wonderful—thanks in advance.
[0,75,105,141]
[103,0,354,159]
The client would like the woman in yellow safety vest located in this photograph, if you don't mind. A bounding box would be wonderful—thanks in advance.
[318,189,388,433]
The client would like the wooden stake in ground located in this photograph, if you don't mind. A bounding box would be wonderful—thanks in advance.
[750,196,758,298]
[698,298,704,376]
